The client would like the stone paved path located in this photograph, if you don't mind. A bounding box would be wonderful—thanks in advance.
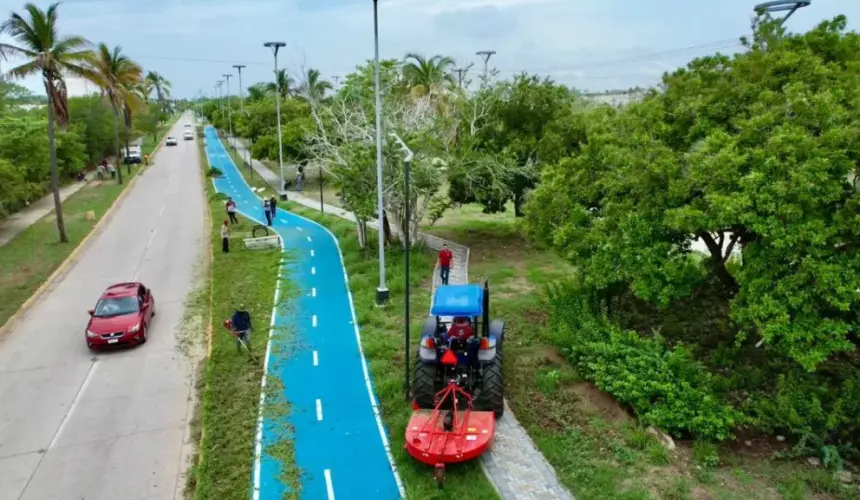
[224,133,575,500]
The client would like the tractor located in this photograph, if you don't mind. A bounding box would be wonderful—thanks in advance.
[412,280,505,417]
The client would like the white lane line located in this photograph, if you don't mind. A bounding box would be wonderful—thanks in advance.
[310,249,315,257]
[324,469,335,500]
[312,287,316,297]
[311,267,316,275]
[307,236,312,242]
[297,227,303,231]
[316,399,323,421]
[49,362,99,449]
[312,315,318,328]
[313,350,319,366]
[280,219,287,223]
[158,204,166,216]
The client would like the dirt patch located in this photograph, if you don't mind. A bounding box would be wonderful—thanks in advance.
[566,381,632,423]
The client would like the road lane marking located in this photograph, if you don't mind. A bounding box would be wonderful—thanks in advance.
[311,267,316,275]
[312,315,318,327]
[324,469,335,500]
[307,236,312,242]
[316,399,323,421]
[159,204,166,216]
[310,250,315,257]
[49,361,98,449]
[312,287,316,297]
[313,351,319,366]
[297,227,303,231]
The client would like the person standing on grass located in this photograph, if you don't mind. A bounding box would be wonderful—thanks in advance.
[263,198,272,226]
[296,166,304,191]
[438,243,453,285]
[144,153,151,166]
[231,304,252,353]
[221,220,230,253]
[226,197,238,224]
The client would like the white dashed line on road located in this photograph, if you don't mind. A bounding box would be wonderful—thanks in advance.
[49,362,98,449]
[316,399,323,421]
[313,351,318,366]
[312,315,317,327]
[324,469,335,500]
[310,250,314,257]
[307,236,311,242]
[312,287,316,297]
[311,267,316,275]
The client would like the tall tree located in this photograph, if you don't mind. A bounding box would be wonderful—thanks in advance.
[120,80,146,159]
[0,2,94,243]
[265,69,293,98]
[88,43,142,184]
[298,68,332,103]
[401,53,456,98]
[144,70,170,115]
[246,82,268,102]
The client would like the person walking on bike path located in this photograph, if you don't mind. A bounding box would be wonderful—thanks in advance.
[226,197,238,224]
[263,198,272,226]
[269,195,278,223]
[438,243,453,285]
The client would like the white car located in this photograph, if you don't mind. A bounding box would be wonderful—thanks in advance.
[165,136,178,146]
[184,123,192,129]
[124,146,141,164]
[183,131,194,141]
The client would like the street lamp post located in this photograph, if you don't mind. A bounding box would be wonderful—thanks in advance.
[754,0,811,24]
[216,81,224,115]
[476,50,496,83]
[223,73,234,150]
[390,132,413,397]
[233,64,246,114]
[264,41,288,200]
[373,0,389,305]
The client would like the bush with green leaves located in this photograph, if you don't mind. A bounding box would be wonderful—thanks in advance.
[546,279,742,441]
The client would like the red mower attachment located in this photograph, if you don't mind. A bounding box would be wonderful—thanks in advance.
[405,381,495,489]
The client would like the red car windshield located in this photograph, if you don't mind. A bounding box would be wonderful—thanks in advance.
[93,296,139,318]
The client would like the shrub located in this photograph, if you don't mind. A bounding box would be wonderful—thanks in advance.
[546,279,742,441]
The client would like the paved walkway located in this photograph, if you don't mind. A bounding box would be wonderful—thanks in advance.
[0,182,87,247]
[223,133,575,500]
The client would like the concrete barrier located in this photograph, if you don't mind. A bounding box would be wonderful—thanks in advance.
[243,235,280,250]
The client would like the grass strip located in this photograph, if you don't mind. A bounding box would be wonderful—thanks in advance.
[186,129,298,499]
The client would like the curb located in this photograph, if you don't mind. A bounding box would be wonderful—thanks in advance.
[0,126,174,342]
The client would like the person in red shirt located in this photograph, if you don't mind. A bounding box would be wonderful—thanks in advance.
[438,243,453,285]
[226,197,238,224]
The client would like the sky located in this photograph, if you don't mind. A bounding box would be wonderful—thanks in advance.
[1,0,858,99]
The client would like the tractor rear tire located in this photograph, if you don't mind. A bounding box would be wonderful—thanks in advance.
[412,361,439,409]
[475,351,504,417]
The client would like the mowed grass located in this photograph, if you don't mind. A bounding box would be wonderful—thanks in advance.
[424,206,858,500]
[285,203,500,500]
[0,166,143,330]
[186,132,298,499]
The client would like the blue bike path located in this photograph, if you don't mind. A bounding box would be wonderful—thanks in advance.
[202,127,403,500]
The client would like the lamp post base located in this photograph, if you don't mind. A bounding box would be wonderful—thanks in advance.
[375,287,390,306]
[279,191,288,201]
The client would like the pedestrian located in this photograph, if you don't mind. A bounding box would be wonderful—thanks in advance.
[269,196,278,221]
[438,243,453,285]
[144,153,151,165]
[296,166,304,191]
[226,196,238,224]
[263,198,272,226]
[221,220,230,253]
[108,162,116,180]
[230,304,253,353]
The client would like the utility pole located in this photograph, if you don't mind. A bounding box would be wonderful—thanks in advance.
[476,50,496,83]
[453,67,466,88]
[333,75,340,87]
[233,64,246,114]
[264,41,288,200]
[753,0,810,24]
[372,0,388,305]
[223,73,234,150]
[215,81,224,115]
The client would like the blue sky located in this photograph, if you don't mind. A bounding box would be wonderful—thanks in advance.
[1,0,858,98]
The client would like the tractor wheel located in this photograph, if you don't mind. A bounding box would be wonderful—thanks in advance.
[475,350,504,417]
[412,360,439,409]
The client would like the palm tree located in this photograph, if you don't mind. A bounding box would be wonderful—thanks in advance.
[265,69,293,98]
[145,70,171,114]
[246,83,268,103]
[401,53,457,98]
[120,81,147,163]
[298,68,332,102]
[0,3,95,243]
[88,43,142,185]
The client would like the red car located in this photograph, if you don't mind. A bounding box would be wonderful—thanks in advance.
[85,282,156,350]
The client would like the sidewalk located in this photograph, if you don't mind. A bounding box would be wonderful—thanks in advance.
[221,131,575,500]
[0,182,87,248]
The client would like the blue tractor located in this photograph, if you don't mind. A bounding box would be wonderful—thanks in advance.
[413,280,505,416]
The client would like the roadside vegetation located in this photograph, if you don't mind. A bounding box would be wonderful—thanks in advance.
[201,12,860,500]
[186,127,298,499]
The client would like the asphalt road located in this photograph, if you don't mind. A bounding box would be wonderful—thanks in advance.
[0,114,205,500]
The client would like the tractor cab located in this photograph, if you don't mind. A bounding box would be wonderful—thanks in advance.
[413,280,506,417]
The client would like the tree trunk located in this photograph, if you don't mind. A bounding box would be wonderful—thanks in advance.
[697,231,740,295]
[356,220,367,249]
[111,99,124,185]
[46,96,68,243]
